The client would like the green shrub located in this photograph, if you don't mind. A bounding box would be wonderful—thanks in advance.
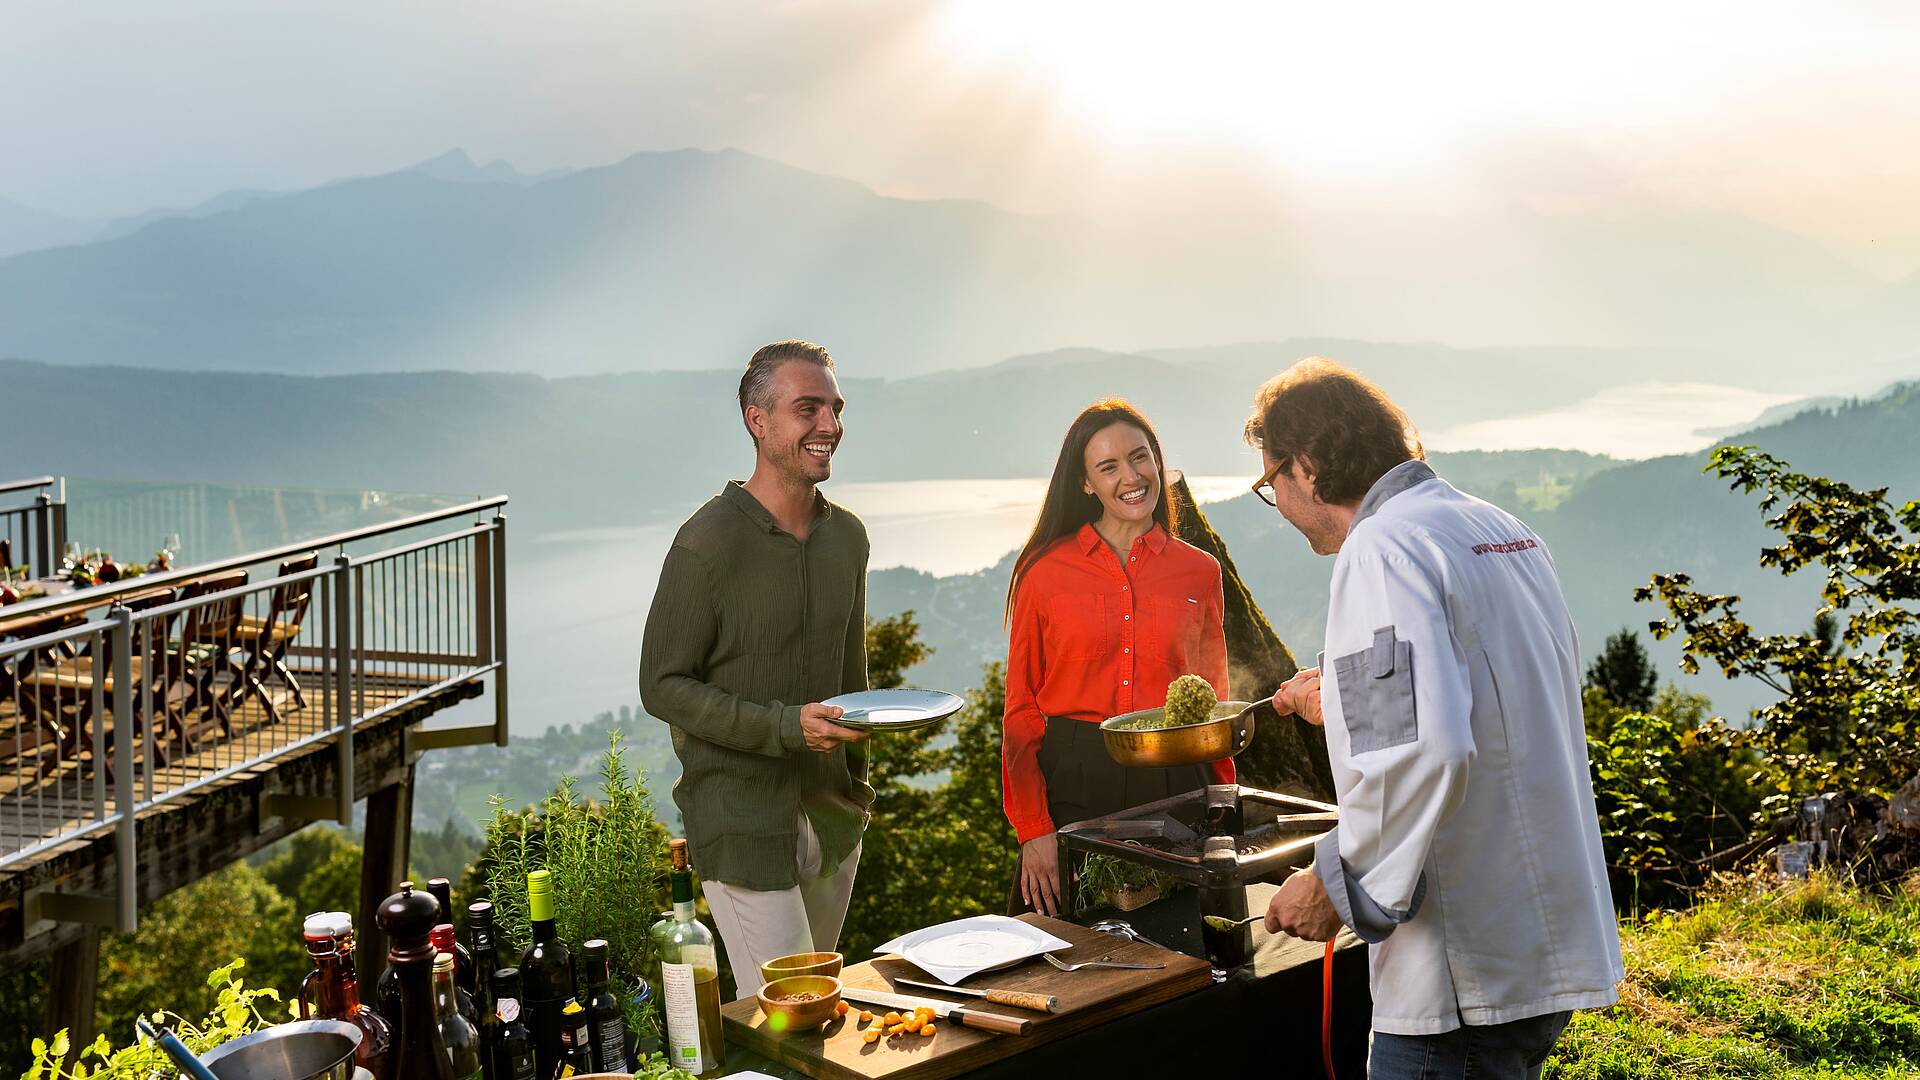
[479,731,669,1040]
[21,960,283,1080]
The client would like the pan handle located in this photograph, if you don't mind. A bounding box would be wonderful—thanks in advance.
[1231,701,1262,750]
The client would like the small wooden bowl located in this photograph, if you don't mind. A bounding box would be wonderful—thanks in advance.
[757,975,843,1034]
[760,950,843,985]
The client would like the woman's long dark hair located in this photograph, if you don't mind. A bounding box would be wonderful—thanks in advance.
[1005,399,1178,625]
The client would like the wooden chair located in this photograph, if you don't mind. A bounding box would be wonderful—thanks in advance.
[0,609,89,778]
[229,552,318,722]
[13,588,176,779]
[171,570,251,741]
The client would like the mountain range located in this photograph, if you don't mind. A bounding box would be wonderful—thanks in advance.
[868,383,1920,722]
[3,147,1918,381]
[0,341,1829,531]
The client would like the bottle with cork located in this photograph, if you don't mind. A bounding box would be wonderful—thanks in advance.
[649,838,722,1076]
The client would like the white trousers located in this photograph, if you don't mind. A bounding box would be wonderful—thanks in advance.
[702,812,862,1001]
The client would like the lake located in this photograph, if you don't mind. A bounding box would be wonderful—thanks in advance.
[502,475,1255,732]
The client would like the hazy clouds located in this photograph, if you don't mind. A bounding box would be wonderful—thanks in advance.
[5,0,1919,278]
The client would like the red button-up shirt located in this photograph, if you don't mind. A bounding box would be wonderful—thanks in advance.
[1002,523,1233,844]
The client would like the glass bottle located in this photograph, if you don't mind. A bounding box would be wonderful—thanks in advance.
[375,883,456,1080]
[579,939,628,1074]
[649,839,722,1076]
[428,877,478,1000]
[298,911,394,1080]
[519,869,574,1080]
[435,951,486,1080]
[469,901,500,1025]
[433,922,481,1025]
[486,967,539,1080]
[551,999,593,1080]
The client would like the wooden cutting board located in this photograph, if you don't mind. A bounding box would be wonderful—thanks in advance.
[721,915,1213,1080]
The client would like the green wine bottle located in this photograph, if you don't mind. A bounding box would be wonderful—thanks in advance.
[519,870,574,1080]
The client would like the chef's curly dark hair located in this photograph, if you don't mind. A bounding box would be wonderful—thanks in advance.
[1243,358,1424,505]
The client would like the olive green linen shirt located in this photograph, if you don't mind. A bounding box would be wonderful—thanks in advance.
[639,481,873,891]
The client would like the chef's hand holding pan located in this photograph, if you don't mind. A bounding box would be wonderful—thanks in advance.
[1270,667,1324,727]
[800,703,869,751]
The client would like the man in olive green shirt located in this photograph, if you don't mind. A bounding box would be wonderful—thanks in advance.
[639,340,872,998]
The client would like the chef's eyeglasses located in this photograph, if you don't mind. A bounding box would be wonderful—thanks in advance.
[1252,457,1288,508]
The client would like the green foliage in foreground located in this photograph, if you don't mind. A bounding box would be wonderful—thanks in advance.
[1549,874,1920,1079]
[480,732,670,1041]
[21,960,283,1080]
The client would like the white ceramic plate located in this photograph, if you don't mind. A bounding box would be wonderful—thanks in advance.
[821,688,965,732]
[874,914,1073,984]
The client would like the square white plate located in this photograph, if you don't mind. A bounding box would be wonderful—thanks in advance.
[874,914,1073,985]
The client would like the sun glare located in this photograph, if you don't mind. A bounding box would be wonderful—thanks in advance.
[930,1,1839,169]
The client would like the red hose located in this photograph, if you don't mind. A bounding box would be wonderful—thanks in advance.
[1321,938,1338,1080]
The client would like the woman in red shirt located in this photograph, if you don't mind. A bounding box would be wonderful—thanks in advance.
[1003,399,1232,916]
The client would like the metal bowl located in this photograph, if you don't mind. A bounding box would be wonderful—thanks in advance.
[1100,700,1257,767]
[756,974,844,1034]
[200,1020,361,1080]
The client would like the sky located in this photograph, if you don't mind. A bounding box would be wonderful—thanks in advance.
[6,0,1920,275]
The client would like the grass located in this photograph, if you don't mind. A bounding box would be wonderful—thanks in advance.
[1547,872,1920,1079]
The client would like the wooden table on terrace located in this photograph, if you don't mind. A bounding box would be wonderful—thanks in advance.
[710,882,1372,1079]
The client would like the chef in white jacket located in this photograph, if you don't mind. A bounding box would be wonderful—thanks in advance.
[1245,359,1622,1079]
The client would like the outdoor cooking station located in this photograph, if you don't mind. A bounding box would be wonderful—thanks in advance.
[1058,784,1341,968]
[723,782,1368,1079]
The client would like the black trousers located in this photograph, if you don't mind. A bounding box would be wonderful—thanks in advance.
[1008,716,1211,915]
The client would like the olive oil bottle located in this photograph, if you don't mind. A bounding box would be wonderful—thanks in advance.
[649,839,722,1076]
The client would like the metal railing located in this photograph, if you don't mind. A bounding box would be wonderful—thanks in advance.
[1,496,507,932]
[0,477,67,581]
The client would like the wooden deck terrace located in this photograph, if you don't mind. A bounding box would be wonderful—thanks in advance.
[0,493,509,1041]
[0,666,485,969]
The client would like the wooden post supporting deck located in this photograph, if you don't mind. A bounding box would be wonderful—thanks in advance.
[356,767,415,994]
[44,926,99,1063]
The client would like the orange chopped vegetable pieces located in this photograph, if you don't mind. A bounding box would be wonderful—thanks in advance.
[920,1023,936,1037]
[862,1029,881,1044]
[835,1000,850,1016]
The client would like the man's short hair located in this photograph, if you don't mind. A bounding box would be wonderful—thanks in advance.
[739,340,835,437]
[1243,357,1425,505]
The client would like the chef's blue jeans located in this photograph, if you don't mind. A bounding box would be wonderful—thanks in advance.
[1367,1011,1570,1080]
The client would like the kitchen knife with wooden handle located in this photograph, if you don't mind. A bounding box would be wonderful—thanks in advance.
[893,977,1059,1013]
[838,986,1031,1035]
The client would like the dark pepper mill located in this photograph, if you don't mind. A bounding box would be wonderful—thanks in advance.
[378,882,457,1080]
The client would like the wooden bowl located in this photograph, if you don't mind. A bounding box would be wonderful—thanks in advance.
[760,950,843,985]
[757,975,843,1034]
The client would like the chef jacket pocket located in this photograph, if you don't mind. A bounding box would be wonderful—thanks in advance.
[1332,626,1418,754]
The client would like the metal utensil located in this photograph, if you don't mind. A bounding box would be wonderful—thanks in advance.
[893,977,1059,1013]
[197,1020,363,1080]
[1089,919,1175,953]
[838,986,1030,1035]
[136,1018,221,1080]
[1202,914,1263,932]
[1042,952,1165,972]
[1098,700,1258,768]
